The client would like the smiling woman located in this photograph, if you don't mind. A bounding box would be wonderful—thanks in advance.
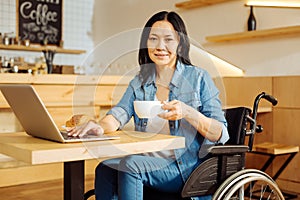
[147,21,179,69]
[146,20,179,101]
[70,11,229,200]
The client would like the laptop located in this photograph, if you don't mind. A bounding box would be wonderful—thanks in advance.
[0,84,120,143]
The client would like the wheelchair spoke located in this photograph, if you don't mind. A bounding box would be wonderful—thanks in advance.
[213,170,284,200]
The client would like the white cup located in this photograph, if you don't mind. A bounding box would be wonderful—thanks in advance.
[133,101,164,118]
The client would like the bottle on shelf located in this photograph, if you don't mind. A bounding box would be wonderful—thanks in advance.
[247,6,256,31]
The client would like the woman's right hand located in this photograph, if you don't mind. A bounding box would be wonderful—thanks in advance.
[67,120,104,138]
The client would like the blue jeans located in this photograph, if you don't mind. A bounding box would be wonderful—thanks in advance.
[95,155,184,200]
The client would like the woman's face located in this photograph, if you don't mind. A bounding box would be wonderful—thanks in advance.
[147,20,179,68]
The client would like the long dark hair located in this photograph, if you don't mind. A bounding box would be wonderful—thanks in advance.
[138,11,192,84]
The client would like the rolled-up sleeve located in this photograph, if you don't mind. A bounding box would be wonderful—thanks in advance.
[107,107,129,129]
[219,124,230,144]
[106,78,137,129]
[200,70,229,144]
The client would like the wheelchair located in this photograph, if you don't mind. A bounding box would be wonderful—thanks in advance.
[85,92,284,200]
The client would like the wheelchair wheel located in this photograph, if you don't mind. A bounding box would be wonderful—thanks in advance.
[212,169,284,200]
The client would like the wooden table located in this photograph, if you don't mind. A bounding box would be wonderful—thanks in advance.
[0,131,185,200]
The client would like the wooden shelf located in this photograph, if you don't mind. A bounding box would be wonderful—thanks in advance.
[223,105,272,113]
[175,0,230,9]
[206,25,300,42]
[0,44,85,54]
[253,142,299,155]
[0,74,132,85]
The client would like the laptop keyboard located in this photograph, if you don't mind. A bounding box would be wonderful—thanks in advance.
[60,131,80,140]
[60,131,103,140]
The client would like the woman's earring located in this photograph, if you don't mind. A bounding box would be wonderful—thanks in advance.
[177,47,182,56]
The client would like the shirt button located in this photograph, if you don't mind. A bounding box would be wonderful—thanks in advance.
[178,161,182,165]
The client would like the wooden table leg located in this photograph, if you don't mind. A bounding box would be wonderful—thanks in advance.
[64,160,85,200]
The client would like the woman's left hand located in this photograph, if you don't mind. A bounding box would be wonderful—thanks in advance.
[158,100,188,120]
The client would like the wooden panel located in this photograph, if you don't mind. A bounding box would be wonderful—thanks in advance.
[245,153,273,175]
[273,76,300,108]
[0,73,79,84]
[0,163,62,187]
[0,159,100,187]
[0,74,131,108]
[221,77,273,108]
[239,111,274,149]
[0,75,129,132]
[0,175,95,200]
[0,92,9,108]
[33,85,127,107]
[47,106,100,128]
[206,25,300,42]
[95,85,127,106]
[254,112,274,144]
[0,74,132,85]
[276,179,300,195]
[0,108,23,132]
[34,85,89,107]
[273,108,300,145]
[99,106,111,119]
[272,108,300,183]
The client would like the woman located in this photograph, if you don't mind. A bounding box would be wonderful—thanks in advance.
[69,11,229,200]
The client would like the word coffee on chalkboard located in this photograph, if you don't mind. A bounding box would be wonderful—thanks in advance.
[17,0,63,46]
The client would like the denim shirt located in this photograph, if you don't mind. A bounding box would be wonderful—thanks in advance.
[107,61,229,185]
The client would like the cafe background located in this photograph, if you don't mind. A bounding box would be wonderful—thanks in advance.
[0,0,299,196]
[1,0,299,76]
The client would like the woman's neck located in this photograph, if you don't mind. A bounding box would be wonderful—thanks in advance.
[155,65,175,86]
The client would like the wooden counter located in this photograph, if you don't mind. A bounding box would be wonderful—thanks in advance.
[0,74,132,132]
[0,73,132,85]
[0,131,185,192]
[0,131,185,165]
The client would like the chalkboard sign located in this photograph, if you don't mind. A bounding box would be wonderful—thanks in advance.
[17,0,63,46]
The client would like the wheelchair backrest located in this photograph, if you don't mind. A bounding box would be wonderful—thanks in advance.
[224,107,251,145]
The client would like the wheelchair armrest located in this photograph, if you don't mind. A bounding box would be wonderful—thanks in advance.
[182,145,248,198]
[208,145,249,155]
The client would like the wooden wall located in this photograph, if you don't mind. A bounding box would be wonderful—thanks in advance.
[272,77,300,192]
[0,74,131,132]
[219,77,274,144]
[221,76,300,194]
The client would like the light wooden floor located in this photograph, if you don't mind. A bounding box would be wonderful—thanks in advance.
[0,176,299,200]
[0,176,95,200]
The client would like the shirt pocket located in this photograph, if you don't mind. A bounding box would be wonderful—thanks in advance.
[133,89,144,101]
[133,86,154,101]
[176,91,202,110]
